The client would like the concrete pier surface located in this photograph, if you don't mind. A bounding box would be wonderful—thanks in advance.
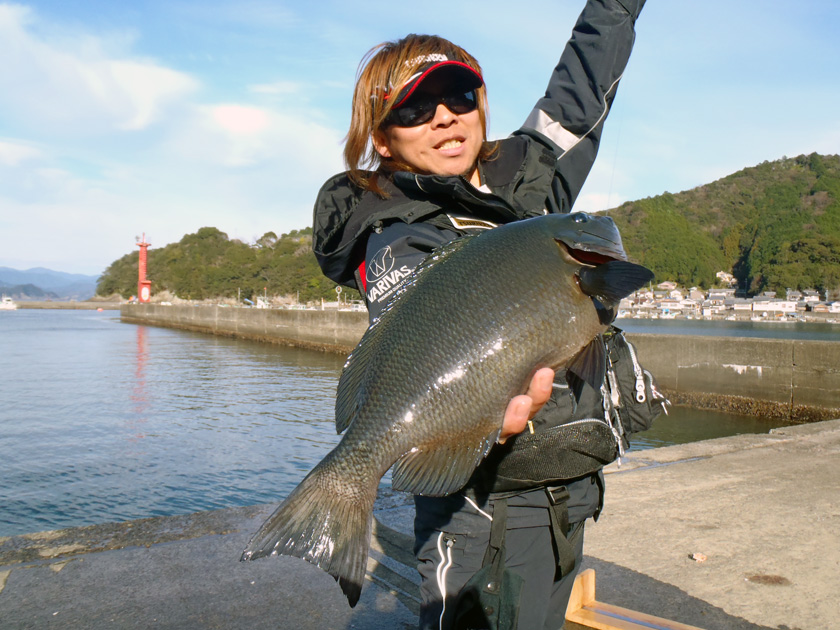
[2,419,838,630]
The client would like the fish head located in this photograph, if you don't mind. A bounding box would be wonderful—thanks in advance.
[551,212,628,264]
[528,212,651,326]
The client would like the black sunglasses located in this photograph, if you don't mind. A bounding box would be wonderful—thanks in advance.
[384,90,478,128]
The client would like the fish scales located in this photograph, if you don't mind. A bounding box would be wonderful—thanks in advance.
[241,213,653,607]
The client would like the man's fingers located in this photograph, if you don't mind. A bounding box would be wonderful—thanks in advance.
[500,395,531,443]
[499,368,556,443]
[526,367,554,417]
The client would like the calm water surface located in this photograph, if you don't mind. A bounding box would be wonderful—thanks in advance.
[617,316,839,341]
[1,309,345,538]
[0,310,807,537]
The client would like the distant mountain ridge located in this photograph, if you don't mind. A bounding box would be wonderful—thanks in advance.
[0,267,99,301]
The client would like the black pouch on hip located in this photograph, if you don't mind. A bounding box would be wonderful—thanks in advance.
[451,499,522,630]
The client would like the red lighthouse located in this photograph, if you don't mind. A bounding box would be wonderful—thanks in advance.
[137,233,152,303]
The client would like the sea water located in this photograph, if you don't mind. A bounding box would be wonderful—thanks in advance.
[0,309,802,537]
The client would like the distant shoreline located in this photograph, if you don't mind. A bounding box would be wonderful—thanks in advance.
[14,301,122,310]
[617,311,839,325]
[11,300,840,324]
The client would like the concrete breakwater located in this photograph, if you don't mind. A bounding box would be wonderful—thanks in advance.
[629,332,839,420]
[121,304,840,420]
[121,303,369,353]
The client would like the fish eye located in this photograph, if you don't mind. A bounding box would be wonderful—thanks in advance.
[572,213,588,223]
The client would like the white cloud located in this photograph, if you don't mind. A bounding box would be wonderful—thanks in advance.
[0,100,345,274]
[0,4,351,274]
[103,59,199,130]
[210,104,271,135]
[0,139,41,166]
[0,4,197,132]
[167,102,343,171]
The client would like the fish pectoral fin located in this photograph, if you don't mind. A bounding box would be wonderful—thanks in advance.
[576,261,654,308]
[566,338,606,395]
[391,430,499,497]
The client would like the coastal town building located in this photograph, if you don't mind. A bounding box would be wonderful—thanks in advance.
[715,271,737,286]
[618,283,836,322]
[687,288,705,302]
[751,299,797,315]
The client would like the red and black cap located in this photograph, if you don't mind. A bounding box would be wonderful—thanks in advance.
[386,53,484,107]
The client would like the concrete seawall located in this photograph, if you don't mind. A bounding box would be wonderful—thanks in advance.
[623,333,840,420]
[120,304,840,419]
[121,303,368,353]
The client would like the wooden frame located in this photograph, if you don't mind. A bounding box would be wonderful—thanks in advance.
[565,569,705,630]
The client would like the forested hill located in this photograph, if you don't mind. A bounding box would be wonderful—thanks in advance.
[608,152,840,296]
[96,228,342,302]
[96,153,840,302]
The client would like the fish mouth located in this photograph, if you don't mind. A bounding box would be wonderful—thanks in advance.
[561,242,620,266]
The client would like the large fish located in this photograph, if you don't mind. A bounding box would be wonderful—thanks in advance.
[241,212,652,606]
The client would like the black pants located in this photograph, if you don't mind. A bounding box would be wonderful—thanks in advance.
[414,495,586,630]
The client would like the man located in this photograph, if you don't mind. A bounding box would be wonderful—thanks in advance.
[313,2,645,627]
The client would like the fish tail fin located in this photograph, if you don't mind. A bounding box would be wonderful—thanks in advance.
[240,460,375,607]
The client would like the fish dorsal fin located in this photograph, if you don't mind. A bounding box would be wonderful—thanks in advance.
[576,261,653,307]
[416,232,476,272]
[391,426,500,496]
[334,321,383,434]
[566,337,606,395]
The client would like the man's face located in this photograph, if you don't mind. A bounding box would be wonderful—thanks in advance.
[373,75,484,186]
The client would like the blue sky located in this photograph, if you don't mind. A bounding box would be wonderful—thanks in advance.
[1,1,838,276]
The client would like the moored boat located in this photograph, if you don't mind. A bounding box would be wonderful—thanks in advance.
[0,295,18,310]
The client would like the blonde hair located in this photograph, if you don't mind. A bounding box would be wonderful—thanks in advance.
[344,34,495,194]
